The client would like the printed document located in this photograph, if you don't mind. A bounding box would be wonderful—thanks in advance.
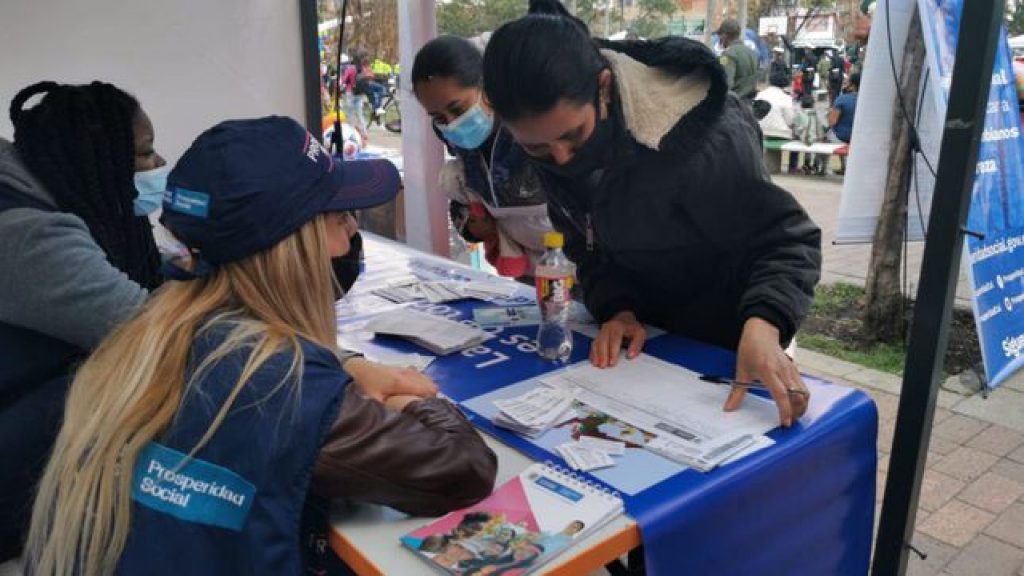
[537,354,779,470]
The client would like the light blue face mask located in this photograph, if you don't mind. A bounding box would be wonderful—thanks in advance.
[436,100,494,150]
[133,165,170,216]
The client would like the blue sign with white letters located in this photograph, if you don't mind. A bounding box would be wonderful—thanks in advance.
[132,442,256,531]
[919,0,1024,387]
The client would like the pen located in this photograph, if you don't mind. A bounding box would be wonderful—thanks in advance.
[699,375,809,397]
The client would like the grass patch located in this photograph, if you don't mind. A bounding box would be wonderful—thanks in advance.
[811,282,865,316]
[800,282,907,376]
[799,333,906,376]
[798,281,981,377]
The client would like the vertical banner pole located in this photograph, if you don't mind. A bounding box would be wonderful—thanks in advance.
[872,0,1004,573]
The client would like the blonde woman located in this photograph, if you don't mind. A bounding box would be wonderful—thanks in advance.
[26,117,497,575]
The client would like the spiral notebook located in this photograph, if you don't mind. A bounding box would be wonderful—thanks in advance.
[400,462,624,575]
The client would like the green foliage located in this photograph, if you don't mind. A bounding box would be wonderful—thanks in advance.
[633,17,666,38]
[1008,0,1024,37]
[632,0,676,39]
[436,0,677,40]
[437,0,529,37]
[638,0,676,16]
[801,282,906,376]
[811,282,865,316]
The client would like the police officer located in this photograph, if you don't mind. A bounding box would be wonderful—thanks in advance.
[717,18,759,101]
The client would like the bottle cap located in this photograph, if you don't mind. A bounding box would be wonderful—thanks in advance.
[543,231,564,248]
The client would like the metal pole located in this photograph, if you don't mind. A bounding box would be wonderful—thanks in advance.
[738,0,748,33]
[871,1,1004,574]
[298,0,322,136]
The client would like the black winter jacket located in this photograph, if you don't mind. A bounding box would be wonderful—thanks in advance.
[539,37,821,349]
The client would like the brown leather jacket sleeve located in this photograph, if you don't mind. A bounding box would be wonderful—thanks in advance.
[312,386,498,517]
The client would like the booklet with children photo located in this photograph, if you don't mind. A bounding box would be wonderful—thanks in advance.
[400,462,624,575]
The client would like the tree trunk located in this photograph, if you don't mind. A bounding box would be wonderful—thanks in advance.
[861,6,925,343]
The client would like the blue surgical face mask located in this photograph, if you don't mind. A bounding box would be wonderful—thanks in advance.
[436,99,494,150]
[133,165,170,216]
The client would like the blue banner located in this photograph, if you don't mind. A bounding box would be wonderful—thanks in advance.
[919,0,1024,388]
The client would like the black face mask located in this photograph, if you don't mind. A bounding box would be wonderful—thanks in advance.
[331,231,363,299]
[535,93,614,181]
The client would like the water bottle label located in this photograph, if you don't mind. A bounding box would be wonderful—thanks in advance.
[536,276,573,305]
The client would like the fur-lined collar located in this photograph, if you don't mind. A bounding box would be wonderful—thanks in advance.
[596,37,728,158]
[602,50,710,151]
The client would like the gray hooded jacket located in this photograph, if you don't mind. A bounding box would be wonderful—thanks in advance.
[0,138,146,351]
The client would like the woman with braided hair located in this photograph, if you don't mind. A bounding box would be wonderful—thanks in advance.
[0,80,166,561]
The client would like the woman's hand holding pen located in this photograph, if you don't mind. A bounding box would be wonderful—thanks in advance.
[724,317,809,427]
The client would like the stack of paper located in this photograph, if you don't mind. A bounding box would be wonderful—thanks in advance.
[373,278,520,304]
[372,279,429,303]
[555,437,626,472]
[363,307,493,355]
[418,281,464,303]
[537,354,780,473]
[337,332,436,371]
[645,433,756,472]
[458,281,519,300]
[492,386,575,438]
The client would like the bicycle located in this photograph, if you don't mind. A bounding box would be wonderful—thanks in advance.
[368,73,401,134]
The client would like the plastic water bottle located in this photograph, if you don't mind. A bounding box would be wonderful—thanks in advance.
[535,232,576,361]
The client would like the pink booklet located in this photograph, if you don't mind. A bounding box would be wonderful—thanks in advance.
[400,463,623,575]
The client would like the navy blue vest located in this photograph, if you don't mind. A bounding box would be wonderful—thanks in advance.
[0,184,85,560]
[116,325,348,575]
[0,185,84,405]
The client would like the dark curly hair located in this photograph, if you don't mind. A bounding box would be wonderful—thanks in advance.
[9,81,161,289]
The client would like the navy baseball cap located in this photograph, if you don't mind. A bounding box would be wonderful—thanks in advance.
[161,116,399,267]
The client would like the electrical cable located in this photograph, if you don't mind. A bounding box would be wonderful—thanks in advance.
[904,68,929,331]
[883,0,938,335]
[332,0,350,153]
[911,67,931,238]
[884,0,938,178]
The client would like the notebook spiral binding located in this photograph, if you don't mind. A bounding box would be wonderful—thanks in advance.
[543,460,622,503]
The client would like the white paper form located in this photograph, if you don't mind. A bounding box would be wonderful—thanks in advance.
[336,332,435,371]
[537,354,779,447]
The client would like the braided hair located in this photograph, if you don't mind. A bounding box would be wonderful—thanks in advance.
[9,81,161,290]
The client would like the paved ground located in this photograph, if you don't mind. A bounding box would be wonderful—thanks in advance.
[775,173,973,308]
[798,348,1024,576]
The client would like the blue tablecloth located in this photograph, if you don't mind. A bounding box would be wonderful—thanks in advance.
[346,235,877,576]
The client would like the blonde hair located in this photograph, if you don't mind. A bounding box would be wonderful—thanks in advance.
[27,215,339,575]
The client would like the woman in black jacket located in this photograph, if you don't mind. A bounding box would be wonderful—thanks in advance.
[482,1,821,426]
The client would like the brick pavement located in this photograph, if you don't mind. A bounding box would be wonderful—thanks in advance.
[799,348,1024,575]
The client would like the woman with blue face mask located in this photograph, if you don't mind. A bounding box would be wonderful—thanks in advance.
[0,80,165,562]
[413,35,554,279]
